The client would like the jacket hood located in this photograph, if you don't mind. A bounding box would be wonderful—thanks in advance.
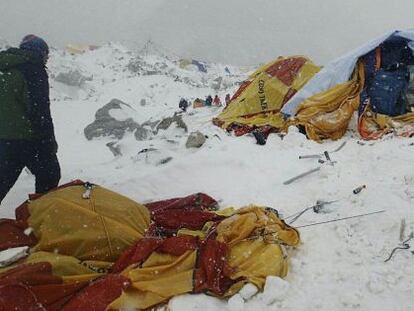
[0,48,44,71]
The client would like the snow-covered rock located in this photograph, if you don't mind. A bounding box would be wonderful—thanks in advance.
[186,131,206,148]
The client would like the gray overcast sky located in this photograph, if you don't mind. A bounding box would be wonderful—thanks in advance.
[1,0,414,65]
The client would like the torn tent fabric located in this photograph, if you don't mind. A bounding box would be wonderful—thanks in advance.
[0,181,300,310]
[213,56,320,137]
[284,62,365,142]
[282,30,414,141]
[109,206,299,310]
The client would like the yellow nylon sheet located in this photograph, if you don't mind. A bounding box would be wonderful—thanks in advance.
[214,56,320,130]
[28,185,150,262]
[289,61,414,141]
[2,185,300,309]
[287,62,365,141]
[109,206,300,310]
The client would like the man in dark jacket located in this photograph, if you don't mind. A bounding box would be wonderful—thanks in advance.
[178,98,189,112]
[0,35,60,204]
[205,95,213,107]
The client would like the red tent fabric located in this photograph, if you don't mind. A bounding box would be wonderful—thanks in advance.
[61,275,130,311]
[0,219,36,251]
[0,263,87,311]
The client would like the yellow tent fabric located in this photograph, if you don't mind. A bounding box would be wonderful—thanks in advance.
[214,56,320,131]
[0,185,300,309]
[219,206,299,296]
[358,108,414,139]
[287,62,365,142]
[17,251,109,283]
[288,61,414,141]
[109,251,197,310]
[65,44,99,54]
[179,59,192,69]
[109,206,300,310]
[28,185,150,262]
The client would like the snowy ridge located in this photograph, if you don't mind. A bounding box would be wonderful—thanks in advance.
[1,44,413,310]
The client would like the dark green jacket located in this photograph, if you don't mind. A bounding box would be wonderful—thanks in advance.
[0,48,49,140]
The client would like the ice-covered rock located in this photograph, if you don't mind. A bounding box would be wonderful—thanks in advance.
[156,114,188,133]
[84,99,143,140]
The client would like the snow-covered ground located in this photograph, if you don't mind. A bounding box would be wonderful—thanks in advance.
[1,44,414,310]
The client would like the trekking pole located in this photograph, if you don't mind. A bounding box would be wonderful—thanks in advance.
[283,167,321,185]
[298,141,347,159]
[298,154,321,159]
[286,147,339,185]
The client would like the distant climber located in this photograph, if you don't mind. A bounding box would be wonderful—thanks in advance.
[0,35,60,204]
[205,95,213,107]
[213,95,222,106]
[179,98,189,112]
[225,94,231,107]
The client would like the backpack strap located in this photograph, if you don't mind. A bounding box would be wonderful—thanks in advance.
[375,46,382,71]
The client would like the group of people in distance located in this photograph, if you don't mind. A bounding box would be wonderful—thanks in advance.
[179,94,231,112]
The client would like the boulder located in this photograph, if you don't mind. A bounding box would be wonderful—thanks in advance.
[156,114,188,133]
[185,131,206,148]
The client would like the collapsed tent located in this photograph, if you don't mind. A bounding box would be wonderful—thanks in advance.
[215,30,414,142]
[179,59,208,73]
[0,181,300,310]
[213,56,320,137]
[280,29,414,141]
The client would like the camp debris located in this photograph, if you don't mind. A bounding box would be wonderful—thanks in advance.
[284,199,339,224]
[0,181,300,310]
[281,29,414,142]
[284,150,337,185]
[213,56,320,142]
[384,232,414,262]
[298,141,347,159]
[65,43,100,55]
[179,58,208,73]
[214,29,414,143]
[352,185,367,194]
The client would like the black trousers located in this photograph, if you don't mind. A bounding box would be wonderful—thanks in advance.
[0,140,61,203]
